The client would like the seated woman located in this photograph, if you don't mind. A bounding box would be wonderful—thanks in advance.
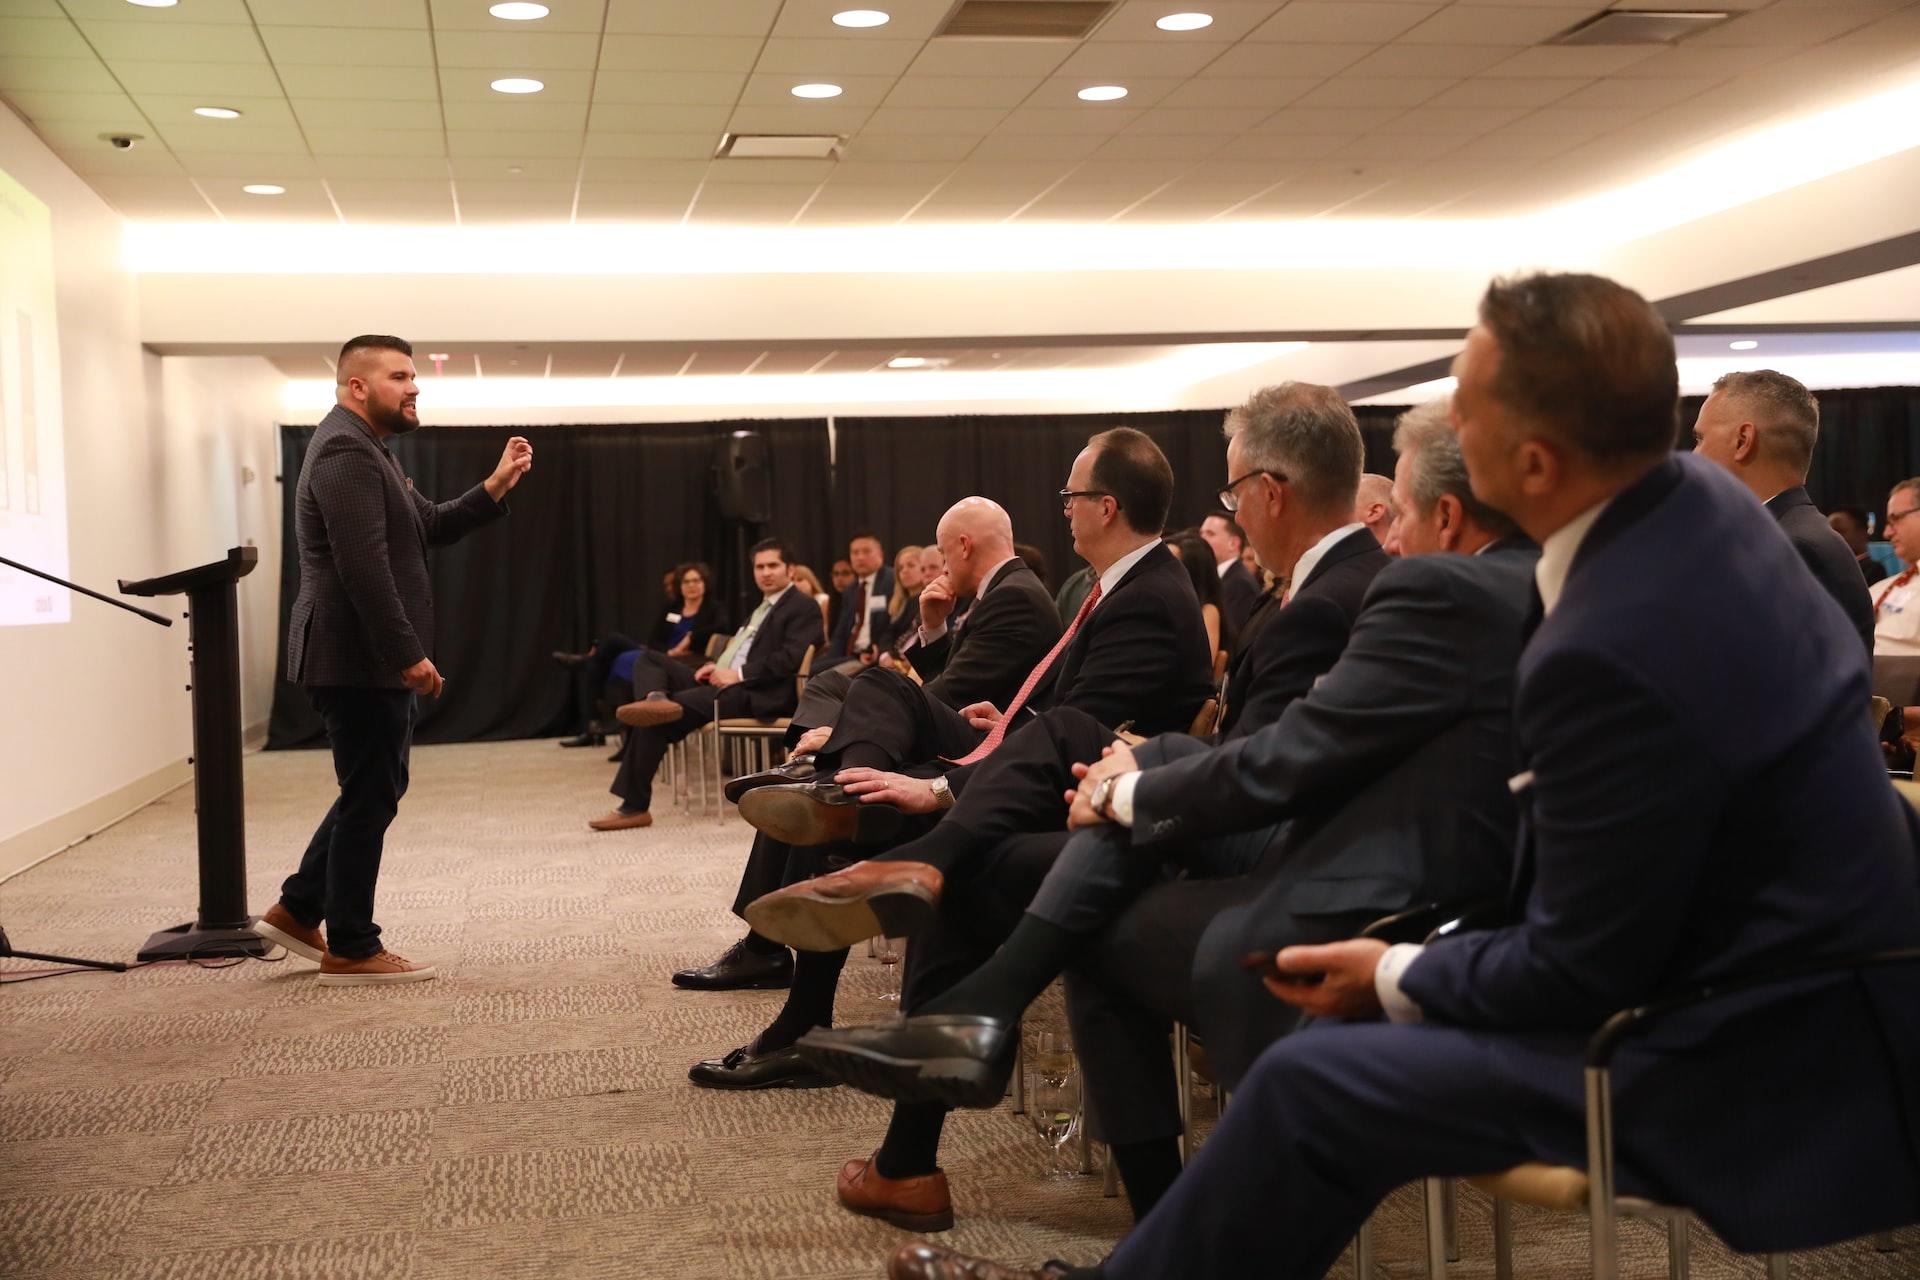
[1170,531,1235,662]
[888,544,926,638]
[556,561,728,747]
[790,563,833,635]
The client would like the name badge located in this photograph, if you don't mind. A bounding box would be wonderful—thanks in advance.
[666,612,682,623]
[868,594,888,610]
[1507,770,1536,794]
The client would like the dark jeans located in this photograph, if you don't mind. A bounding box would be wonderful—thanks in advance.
[281,686,415,960]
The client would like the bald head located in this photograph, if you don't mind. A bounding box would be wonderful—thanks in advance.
[935,496,1016,596]
[1353,472,1395,544]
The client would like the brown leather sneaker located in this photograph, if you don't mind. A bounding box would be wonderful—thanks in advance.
[249,902,325,963]
[838,1153,954,1232]
[318,950,437,986]
[744,859,943,952]
[588,809,653,831]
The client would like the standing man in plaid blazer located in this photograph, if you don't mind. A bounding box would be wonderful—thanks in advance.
[251,334,532,985]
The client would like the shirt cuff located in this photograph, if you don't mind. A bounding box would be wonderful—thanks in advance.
[1374,943,1426,1024]
[1107,771,1140,828]
[918,619,948,646]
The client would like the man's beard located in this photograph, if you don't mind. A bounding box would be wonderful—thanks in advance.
[368,399,419,435]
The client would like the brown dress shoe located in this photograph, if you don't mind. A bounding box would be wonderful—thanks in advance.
[886,1243,1068,1280]
[838,1152,953,1232]
[250,902,325,963]
[317,950,437,986]
[588,809,653,831]
[615,699,684,728]
[743,859,943,952]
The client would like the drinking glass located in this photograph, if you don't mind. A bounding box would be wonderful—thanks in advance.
[1027,1031,1082,1177]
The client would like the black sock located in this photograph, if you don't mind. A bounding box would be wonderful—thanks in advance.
[1111,1136,1184,1222]
[872,1101,948,1179]
[752,946,849,1052]
[871,816,976,870]
[918,914,1080,1023]
[740,929,785,957]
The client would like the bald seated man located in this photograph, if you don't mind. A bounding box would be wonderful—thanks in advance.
[1691,368,1872,656]
[1353,473,1395,546]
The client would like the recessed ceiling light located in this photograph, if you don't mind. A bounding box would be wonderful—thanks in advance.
[193,106,241,119]
[832,8,890,26]
[491,77,545,94]
[887,356,928,368]
[489,2,549,18]
[1078,85,1128,102]
[427,352,450,361]
[791,83,844,99]
[241,184,285,196]
[124,0,178,7]
[1155,12,1213,31]
[1729,340,1759,350]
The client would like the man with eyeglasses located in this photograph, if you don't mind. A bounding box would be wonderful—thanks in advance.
[1869,477,1920,656]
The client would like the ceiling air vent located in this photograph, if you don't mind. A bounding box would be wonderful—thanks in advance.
[1550,9,1731,45]
[937,1,1114,40]
[717,133,842,159]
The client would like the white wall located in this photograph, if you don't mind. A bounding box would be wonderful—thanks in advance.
[0,107,282,876]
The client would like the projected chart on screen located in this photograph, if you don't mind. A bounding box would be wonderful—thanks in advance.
[0,165,68,626]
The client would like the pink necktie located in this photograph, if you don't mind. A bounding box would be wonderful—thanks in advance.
[948,581,1102,766]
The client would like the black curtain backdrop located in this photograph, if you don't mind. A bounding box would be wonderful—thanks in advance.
[1674,387,1920,522]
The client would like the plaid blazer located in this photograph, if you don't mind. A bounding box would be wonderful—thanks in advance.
[287,405,505,688]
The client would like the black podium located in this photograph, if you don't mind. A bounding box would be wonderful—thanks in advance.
[120,546,268,961]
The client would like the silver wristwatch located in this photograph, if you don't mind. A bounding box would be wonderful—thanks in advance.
[1090,775,1118,820]
[929,775,956,810]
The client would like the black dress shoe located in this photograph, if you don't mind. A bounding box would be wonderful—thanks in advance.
[723,753,819,804]
[797,1014,1017,1109]
[670,938,794,991]
[558,730,606,748]
[688,1042,836,1090]
[739,782,906,847]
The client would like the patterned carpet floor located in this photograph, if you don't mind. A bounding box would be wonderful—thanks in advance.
[1,739,1914,1279]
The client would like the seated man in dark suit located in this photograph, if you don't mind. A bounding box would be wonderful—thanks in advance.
[585,538,821,832]
[888,273,1920,1280]
[680,428,1214,1091]
[1199,506,1263,636]
[1691,368,1874,655]
[771,401,1529,1231]
[669,498,1061,1000]
[824,529,896,669]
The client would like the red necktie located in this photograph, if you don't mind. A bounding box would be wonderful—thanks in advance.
[948,580,1102,766]
[1877,567,1917,617]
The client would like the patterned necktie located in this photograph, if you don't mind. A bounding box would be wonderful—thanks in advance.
[947,580,1102,766]
[1876,567,1917,617]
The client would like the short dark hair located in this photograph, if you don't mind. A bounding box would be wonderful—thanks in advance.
[749,537,788,564]
[848,529,882,548]
[675,560,715,589]
[1827,506,1869,536]
[339,334,412,364]
[1712,369,1819,476]
[1478,273,1677,462]
[1202,509,1245,547]
[1087,426,1174,535]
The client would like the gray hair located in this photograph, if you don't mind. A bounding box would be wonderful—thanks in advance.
[1891,478,1920,513]
[1224,382,1362,515]
[1712,369,1819,477]
[1392,401,1518,538]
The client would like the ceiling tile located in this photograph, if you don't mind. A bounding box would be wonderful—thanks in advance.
[1397,5,1593,45]
[1689,5,1888,45]
[590,102,734,132]
[837,133,979,160]
[1445,129,1581,161]
[257,25,432,66]
[738,71,896,108]
[450,155,577,180]
[81,173,208,202]
[328,178,460,204]
[1245,3,1440,43]
[1342,132,1468,161]
[153,122,308,153]
[578,131,717,159]
[607,0,781,35]
[131,93,298,128]
[1030,77,1182,109]
[828,158,956,184]
[1091,132,1234,160]
[1053,41,1231,78]
[59,142,190,176]
[1424,77,1584,107]
[754,37,925,77]
[1609,45,1792,80]
[1204,42,1375,78]
[440,68,597,101]
[442,99,594,131]
[0,17,93,59]
[996,106,1145,136]
[906,41,1073,78]
[434,30,606,69]
[1296,77,1456,107]
[1367,104,1528,135]
[1069,158,1193,184]
[455,179,579,203]
[771,0,954,41]
[1213,133,1357,160]
[251,0,428,26]
[599,34,763,72]
[1482,46,1660,78]
[1158,77,1320,109]
[728,103,872,133]
[111,61,286,96]
[578,157,712,181]
[277,65,441,101]
[1548,77,1715,109]
[1090,0,1288,42]
[458,202,576,223]
[0,56,118,93]
[306,128,450,156]
[883,75,1046,109]
[342,196,460,223]
[1503,105,1656,137]
[315,154,450,177]
[292,98,445,130]
[82,18,269,62]
[703,157,838,184]
[428,0,604,32]
[859,105,1010,135]
[59,0,254,20]
[2,88,139,121]
[170,150,321,178]
[575,179,700,205]
[1258,106,1405,134]
[1120,107,1271,137]
[964,133,1106,160]
[591,71,746,105]
[1340,44,1521,78]
[202,183,337,217]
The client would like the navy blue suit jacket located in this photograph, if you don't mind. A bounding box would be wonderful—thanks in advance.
[1403,455,1920,1250]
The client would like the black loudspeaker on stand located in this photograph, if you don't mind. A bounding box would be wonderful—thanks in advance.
[0,546,265,969]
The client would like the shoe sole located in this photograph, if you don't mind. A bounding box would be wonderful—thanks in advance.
[250,918,324,964]
[839,1196,954,1233]
[616,704,683,728]
[739,788,905,848]
[744,884,934,953]
[669,971,793,991]
[797,1037,1005,1110]
[317,966,438,986]
[723,770,807,805]
[686,1067,836,1091]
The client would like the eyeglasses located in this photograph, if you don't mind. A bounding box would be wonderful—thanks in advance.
[1059,488,1111,511]
[1217,469,1286,513]
[1889,507,1920,526]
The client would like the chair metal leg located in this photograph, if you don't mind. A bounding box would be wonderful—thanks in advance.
[1666,1216,1689,1280]
[1353,1217,1375,1279]
[1442,1176,1460,1263]
[1492,1198,1514,1280]
[1077,1114,1093,1175]
[1010,1036,1027,1114]
[1764,1256,1788,1280]
[1423,1178,1449,1279]
[1586,1065,1619,1280]
[1173,1022,1193,1164]
[1101,1148,1119,1197]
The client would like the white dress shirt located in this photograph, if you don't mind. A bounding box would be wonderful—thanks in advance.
[1870,571,1920,655]
[853,574,879,650]
[1098,538,1160,601]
